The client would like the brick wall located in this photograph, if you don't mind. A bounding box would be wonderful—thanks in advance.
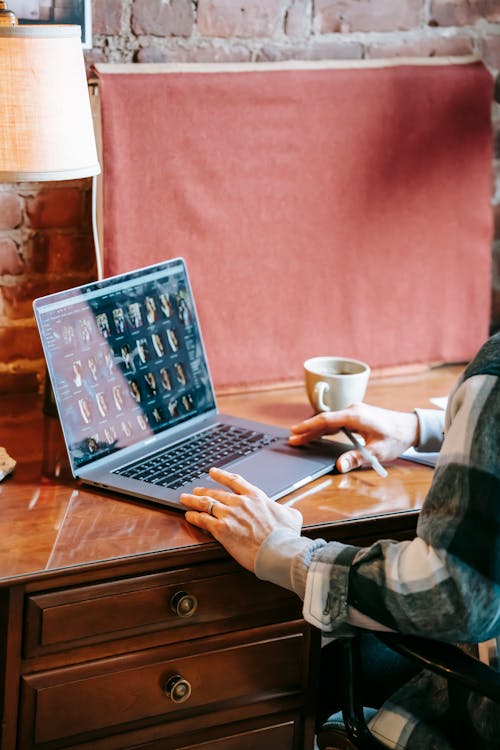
[1,0,500,393]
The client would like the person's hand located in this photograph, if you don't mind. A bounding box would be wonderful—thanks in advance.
[289,403,419,473]
[180,466,303,573]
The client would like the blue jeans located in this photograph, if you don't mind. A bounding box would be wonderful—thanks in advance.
[316,632,421,727]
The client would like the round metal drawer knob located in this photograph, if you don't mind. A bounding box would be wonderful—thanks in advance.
[164,674,192,703]
[170,590,198,618]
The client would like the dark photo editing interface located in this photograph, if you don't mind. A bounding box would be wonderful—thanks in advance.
[37,262,216,470]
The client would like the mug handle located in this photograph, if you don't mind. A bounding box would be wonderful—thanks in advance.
[314,381,329,413]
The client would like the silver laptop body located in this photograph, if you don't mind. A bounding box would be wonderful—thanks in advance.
[34,258,339,511]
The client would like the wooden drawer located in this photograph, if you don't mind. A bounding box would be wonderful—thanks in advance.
[20,624,309,748]
[171,720,296,750]
[125,715,300,750]
[24,562,300,658]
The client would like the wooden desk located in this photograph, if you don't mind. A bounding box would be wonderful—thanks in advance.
[0,365,461,750]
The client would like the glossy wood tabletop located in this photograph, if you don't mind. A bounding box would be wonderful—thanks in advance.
[0,365,463,584]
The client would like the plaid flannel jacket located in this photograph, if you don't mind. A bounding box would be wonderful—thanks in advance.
[256,333,500,749]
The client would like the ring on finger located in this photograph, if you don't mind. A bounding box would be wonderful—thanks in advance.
[207,500,216,517]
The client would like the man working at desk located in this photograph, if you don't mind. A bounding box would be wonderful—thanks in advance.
[181,333,500,749]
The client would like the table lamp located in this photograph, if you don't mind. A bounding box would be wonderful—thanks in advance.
[0,2,100,181]
[0,1,100,428]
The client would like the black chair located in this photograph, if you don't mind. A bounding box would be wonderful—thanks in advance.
[316,632,500,750]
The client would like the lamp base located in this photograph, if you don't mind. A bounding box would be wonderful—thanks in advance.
[42,368,58,418]
[0,1,18,26]
[42,415,71,480]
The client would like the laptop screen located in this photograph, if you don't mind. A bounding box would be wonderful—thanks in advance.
[34,259,216,471]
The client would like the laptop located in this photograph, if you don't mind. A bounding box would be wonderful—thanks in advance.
[33,258,341,511]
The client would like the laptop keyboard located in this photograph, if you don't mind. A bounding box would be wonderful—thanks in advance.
[113,423,279,490]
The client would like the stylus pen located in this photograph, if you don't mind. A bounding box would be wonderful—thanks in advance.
[342,427,388,478]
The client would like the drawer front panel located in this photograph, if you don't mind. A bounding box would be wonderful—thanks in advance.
[122,716,300,750]
[25,565,298,655]
[174,719,296,749]
[22,630,307,745]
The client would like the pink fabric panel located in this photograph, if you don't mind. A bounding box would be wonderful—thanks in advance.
[96,62,493,389]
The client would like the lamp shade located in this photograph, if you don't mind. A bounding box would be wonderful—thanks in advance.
[0,24,100,181]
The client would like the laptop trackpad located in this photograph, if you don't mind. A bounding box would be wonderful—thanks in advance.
[221,448,335,500]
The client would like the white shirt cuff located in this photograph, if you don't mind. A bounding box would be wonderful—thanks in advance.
[414,408,445,452]
[255,528,323,597]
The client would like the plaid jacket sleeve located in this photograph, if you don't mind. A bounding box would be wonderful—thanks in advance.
[300,336,500,641]
[255,334,500,747]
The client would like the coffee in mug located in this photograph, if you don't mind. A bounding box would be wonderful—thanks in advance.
[304,356,370,413]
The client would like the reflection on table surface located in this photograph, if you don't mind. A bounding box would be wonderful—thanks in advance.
[0,364,462,582]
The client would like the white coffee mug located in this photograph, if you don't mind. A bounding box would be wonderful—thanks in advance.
[304,356,370,413]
